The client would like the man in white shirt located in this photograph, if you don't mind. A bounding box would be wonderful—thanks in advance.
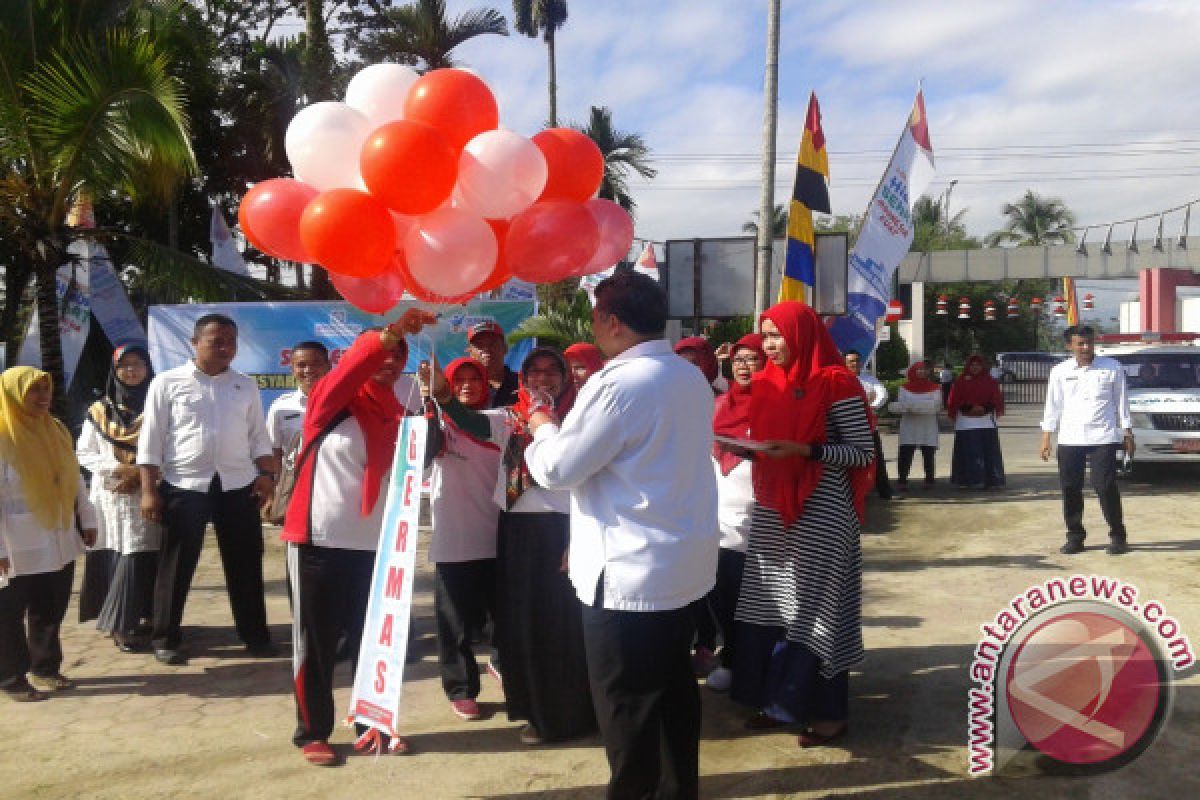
[138,314,278,664]
[267,341,331,468]
[845,350,894,500]
[525,271,718,799]
[1040,325,1134,555]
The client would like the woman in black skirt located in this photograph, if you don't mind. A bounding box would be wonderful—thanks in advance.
[423,347,596,746]
[76,346,161,651]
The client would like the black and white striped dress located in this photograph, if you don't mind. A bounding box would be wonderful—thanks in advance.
[735,394,874,679]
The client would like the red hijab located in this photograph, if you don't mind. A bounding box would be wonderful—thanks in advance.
[563,343,605,375]
[444,357,489,410]
[350,336,407,516]
[947,355,1004,418]
[674,336,719,385]
[712,333,766,475]
[902,360,940,393]
[750,302,874,527]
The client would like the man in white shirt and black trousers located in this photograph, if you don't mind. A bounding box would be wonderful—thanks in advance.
[525,271,719,799]
[1040,325,1134,555]
[138,314,278,665]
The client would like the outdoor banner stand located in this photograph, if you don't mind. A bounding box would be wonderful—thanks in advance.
[345,415,428,753]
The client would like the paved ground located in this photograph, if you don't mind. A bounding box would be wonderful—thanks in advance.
[3,406,1198,799]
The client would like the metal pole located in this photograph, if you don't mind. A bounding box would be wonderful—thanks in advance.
[753,0,781,318]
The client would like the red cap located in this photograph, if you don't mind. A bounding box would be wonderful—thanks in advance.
[468,320,505,344]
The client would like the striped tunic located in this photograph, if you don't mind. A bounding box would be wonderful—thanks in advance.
[735,394,874,678]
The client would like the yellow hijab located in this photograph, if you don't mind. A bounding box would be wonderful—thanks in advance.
[0,367,79,530]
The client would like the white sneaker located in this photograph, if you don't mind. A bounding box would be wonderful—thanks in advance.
[706,667,733,692]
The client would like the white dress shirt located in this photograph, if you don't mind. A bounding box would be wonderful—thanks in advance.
[0,461,96,582]
[266,389,308,452]
[1041,356,1132,446]
[896,387,941,447]
[858,374,889,411]
[525,339,719,612]
[136,363,272,491]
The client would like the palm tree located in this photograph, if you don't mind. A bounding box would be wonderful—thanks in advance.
[986,190,1077,246]
[512,0,568,126]
[575,106,656,214]
[742,204,788,238]
[0,2,284,411]
[508,289,593,347]
[348,0,508,71]
[911,195,969,251]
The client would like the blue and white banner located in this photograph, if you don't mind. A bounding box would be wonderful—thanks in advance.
[829,90,935,358]
[147,300,537,411]
[346,415,426,746]
[18,242,92,388]
[87,241,147,349]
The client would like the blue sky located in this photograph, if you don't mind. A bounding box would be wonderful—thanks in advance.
[329,1,1200,245]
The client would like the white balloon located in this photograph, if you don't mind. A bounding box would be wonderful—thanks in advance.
[456,129,548,220]
[345,63,420,128]
[404,207,498,298]
[285,102,371,191]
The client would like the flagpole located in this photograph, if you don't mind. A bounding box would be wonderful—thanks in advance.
[753,0,781,319]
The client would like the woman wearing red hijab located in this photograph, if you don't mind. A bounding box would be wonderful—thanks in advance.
[702,333,767,693]
[731,302,875,748]
[674,336,726,393]
[893,360,943,489]
[563,343,605,391]
[947,355,1006,489]
[282,309,436,766]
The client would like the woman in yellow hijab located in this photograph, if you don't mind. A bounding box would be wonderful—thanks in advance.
[0,367,97,702]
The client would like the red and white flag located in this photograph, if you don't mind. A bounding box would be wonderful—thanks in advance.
[633,243,658,280]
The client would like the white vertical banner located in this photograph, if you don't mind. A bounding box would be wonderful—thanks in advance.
[346,415,427,749]
[17,242,92,388]
[210,203,250,276]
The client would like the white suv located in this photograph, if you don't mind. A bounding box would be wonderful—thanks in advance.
[1095,339,1200,463]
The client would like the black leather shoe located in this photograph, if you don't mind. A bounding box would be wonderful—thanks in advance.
[1059,540,1085,555]
[154,648,187,665]
[245,641,280,658]
[1106,540,1131,555]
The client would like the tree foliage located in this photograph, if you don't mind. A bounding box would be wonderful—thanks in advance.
[986,189,1076,246]
[573,106,656,214]
[508,289,593,348]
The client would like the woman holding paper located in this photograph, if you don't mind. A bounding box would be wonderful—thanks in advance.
[732,302,875,748]
[420,347,596,747]
[704,333,767,693]
[0,367,98,702]
[281,309,436,766]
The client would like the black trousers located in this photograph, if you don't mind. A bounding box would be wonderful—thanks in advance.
[151,477,271,651]
[434,558,496,701]
[290,544,375,746]
[1058,444,1127,543]
[897,444,937,482]
[0,562,75,686]
[581,591,700,800]
[712,549,745,668]
[872,430,893,498]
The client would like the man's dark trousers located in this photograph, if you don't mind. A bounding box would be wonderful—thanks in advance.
[152,475,271,651]
[1058,443,1127,545]
[581,586,700,800]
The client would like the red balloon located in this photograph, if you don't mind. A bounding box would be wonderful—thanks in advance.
[238,178,318,262]
[474,218,512,294]
[403,69,499,153]
[532,129,604,202]
[578,198,635,275]
[299,189,394,278]
[505,201,600,283]
[330,267,406,314]
[361,120,458,215]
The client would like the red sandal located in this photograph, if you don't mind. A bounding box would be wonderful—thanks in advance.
[301,741,338,766]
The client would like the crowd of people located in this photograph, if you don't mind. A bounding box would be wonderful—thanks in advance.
[0,269,1135,797]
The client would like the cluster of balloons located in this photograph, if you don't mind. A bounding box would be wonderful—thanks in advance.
[238,64,635,313]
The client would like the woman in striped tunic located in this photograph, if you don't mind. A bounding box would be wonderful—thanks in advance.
[731,301,875,748]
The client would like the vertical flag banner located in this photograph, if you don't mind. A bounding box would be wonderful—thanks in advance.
[17,246,92,388]
[210,203,250,276]
[633,242,659,280]
[830,89,936,357]
[779,93,831,303]
[346,415,427,749]
[1063,277,1080,326]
